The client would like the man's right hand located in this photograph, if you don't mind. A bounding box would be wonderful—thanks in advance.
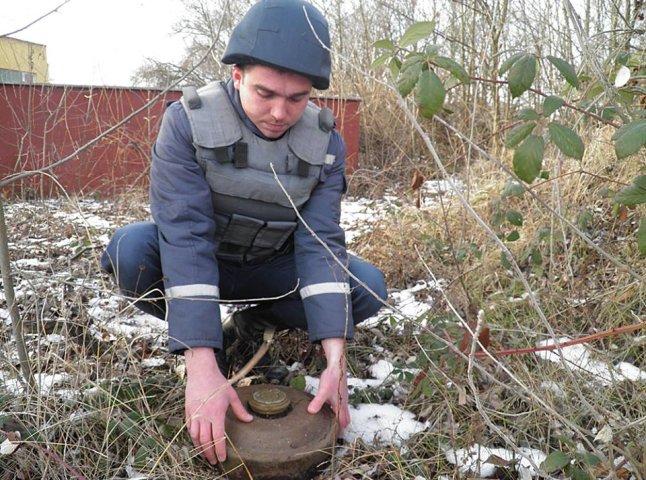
[184,347,253,464]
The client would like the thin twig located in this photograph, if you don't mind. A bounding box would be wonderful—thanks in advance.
[0,0,72,38]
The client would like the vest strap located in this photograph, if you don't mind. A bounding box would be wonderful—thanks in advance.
[297,159,310,177]
[234,142,248,169]
[182,86,202,110]
[214,147,229,164]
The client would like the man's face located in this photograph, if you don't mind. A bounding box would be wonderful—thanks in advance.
[233,64,312,139]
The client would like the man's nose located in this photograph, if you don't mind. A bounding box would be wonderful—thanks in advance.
[270,100,288,121]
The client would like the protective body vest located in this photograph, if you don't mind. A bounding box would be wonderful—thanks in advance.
[180,82,334,262]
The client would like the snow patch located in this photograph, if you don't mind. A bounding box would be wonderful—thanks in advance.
[344,403,428,446]
[445,444,547,477]
[535,337,646,385]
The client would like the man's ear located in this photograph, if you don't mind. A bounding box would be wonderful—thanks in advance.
[232,65,243,90]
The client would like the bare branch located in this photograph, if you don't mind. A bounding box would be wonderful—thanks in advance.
[0,0,72,38]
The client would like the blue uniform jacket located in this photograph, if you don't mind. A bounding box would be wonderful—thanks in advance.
[150,80,352,353]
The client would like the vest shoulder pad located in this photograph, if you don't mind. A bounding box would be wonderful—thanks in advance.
[288,102,332,165]
[319,107,335,132]
[180,82,243,148]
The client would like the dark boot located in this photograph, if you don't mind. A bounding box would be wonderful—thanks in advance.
[223,305,289,382]
[223,304,277,343]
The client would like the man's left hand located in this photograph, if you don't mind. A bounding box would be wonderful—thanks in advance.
[307,337,351,433]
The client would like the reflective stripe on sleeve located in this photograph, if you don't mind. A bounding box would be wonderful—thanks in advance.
[166,284,220,298]
[300,282,350,299]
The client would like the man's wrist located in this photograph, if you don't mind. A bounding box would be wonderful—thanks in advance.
[321,337,346,368]
[184,347,219,376]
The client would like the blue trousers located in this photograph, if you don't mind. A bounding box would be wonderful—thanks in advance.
[101,221,387,331]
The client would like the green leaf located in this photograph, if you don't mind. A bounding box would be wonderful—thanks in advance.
[541,451,571,472]
[639,218,646,255]
[543,95,565,116]
[508,54,537,98]
[373,39,395,51]
[507,230,520,242]
[289,375,306,391]
[601,107,618,121]
[513,135,544,183]
[586,81,604,99]
[425,44,442,57]
[401,53,425,69]
[506,122,536,147]
[492,205,506,227]
[577,209,592,230]
[388,57,402,77]
[500,52,525,75]
[616,51,630,66]
[547,55,580,88]
[612,119,646,159]
[371,52,392,69]
[615,175,646,206]
[432,56,470,83]
[397,62,423,97]
[570,466,593,480]
[416,69,445,118]
[500,252,512,269]
[506,209,524,226]
[574,452,602,466]
[399,21,435,47]
[517,108,540,121]
[502,180,525,198]
[548,122,585,160]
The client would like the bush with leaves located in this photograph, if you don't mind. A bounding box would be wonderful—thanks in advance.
[373,21,646,253]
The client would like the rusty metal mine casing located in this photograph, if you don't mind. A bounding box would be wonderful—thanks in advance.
[221,385,336,480]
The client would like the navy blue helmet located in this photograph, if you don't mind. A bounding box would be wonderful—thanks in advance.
[222,0,332,90]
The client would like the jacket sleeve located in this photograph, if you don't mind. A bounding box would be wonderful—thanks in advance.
[294,130,353,342]
[149,102,223,354]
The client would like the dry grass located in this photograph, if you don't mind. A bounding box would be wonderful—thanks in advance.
[347,121,646,477]
[1,119,646,479]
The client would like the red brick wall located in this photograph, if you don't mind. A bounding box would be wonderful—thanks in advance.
[313,96,361,174]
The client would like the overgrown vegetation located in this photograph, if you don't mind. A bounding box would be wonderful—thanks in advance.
[1,0,646,478]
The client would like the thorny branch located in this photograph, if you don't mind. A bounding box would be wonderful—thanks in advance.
[475,320,646,358]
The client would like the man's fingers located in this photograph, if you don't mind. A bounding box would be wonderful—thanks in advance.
[307,393,325,415]
[212,424,228,462]
[229,394,253,423]
[197,422,218,465]
[188,418,200,448]
[338,406,351,433]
